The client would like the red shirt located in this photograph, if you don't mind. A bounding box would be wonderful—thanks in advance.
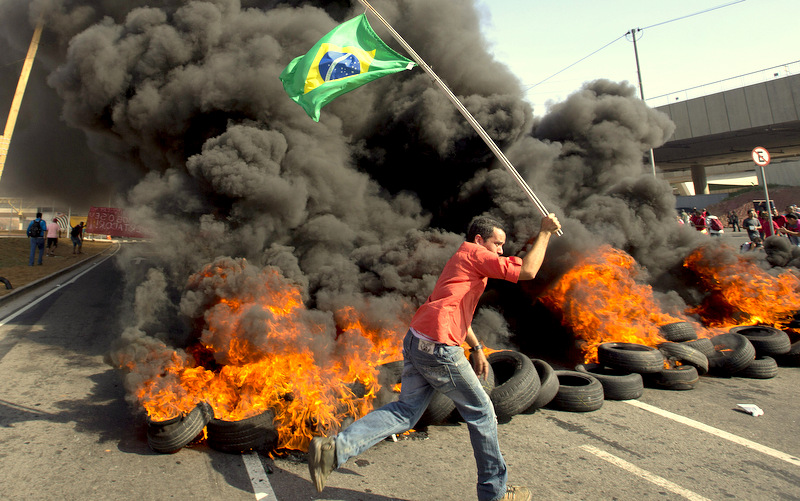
[691,215,706,231]
[759,217,780,237]
[410,242,522,346]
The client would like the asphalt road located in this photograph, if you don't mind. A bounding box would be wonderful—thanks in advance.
[0,246,798,501]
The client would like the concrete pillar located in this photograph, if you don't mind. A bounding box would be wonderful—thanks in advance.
[691,165,709,195]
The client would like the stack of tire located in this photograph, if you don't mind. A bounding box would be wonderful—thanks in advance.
[659,321,796,379]
[721,325,793,378]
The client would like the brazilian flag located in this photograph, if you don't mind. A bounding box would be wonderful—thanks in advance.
[279,13,415,121]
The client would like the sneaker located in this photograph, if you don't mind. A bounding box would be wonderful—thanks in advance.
[308,436,336,492]
[499,486,532,501]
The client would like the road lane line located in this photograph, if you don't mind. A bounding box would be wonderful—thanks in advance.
[580,445,711,501]
[242,451,276,500]
[623,399,800,467]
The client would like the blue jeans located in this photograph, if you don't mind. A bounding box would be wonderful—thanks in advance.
[29,237,44,265]
[334,330,507,501]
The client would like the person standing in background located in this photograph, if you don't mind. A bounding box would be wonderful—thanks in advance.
[46,218,60,256]
[742,209,761,241]
[27,212,47,266]
[71,221,85,254]
[728,211,740,232]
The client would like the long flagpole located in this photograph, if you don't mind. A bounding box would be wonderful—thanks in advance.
[357,0,562,236]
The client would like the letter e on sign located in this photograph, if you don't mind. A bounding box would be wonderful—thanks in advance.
[752,147,771,166]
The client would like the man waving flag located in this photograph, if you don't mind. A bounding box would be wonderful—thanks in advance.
[279,13,415,121]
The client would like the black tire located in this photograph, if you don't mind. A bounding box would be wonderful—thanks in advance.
[708,333,756,375]
[683,338,715,358]
[527,359,559,410]
[549,371,604,412]
[0,276,12,289]
[488,350,540,420]
[645,365,699,390]
[776,340,800,367]
[657,342,709,376]
[737,356,779,379]
[729,326,791,356]
[147,401,214,454]
[207,410,278,454]
[575,363,643,400]
[658,322,697,342]
[597,343,665,374]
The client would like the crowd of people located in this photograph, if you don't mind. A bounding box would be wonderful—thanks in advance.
[26,212,85,265]
[677,205,800,253]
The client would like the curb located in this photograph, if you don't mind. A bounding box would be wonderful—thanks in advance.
[0,242,119,304]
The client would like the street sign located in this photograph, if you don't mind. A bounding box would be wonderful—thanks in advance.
[752,146,771,166]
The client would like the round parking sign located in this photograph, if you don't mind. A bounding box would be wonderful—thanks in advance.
[752,147,771,166]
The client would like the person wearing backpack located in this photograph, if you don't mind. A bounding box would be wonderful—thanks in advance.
[27,212,47,266]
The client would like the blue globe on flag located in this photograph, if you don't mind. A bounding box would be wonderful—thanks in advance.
[319,52,361,82]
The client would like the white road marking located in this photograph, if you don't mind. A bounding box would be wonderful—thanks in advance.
[580,445,712,501]
[624,399,800,467]
[242,451,276,500]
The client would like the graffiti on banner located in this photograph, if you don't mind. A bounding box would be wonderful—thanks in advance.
[85,207,147,238]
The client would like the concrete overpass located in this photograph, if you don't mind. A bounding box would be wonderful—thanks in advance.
[652,71,800,195]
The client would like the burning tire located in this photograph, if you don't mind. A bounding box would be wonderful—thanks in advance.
[597,342,665,374]
[707,333,756,375]
[658,322,697,342]
[729,326,791,356]
[657,342,709,376]
[488,350,540,420]
[738,356,779,379]
[207,410,279,454]
[682,338,715,358]
[526,359,558,410]
[549,371,604,412]
[146,401,214,454]
[575,363,643,400]
[644,365,699,390]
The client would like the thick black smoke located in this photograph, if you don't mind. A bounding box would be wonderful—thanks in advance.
[1,0,728,397]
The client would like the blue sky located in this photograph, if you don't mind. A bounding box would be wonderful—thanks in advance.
[478,0,800,114]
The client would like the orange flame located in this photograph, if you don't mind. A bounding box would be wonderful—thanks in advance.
[684,244,800,329]
[541,245,695,363]
[125,260,406,452]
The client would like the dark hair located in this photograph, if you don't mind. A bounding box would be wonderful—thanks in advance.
[36,212,42,218]
[466,216,504,243]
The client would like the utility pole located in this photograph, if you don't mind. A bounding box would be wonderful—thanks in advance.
[0,17,44,182]
[630,28,657,177]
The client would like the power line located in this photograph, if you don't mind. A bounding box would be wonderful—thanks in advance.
[646,59,800,101]
[522,33,626,92]
[523,0,747,93]
[641,0,746,30]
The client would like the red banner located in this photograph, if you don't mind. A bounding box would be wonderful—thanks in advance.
[85,207,147,238]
